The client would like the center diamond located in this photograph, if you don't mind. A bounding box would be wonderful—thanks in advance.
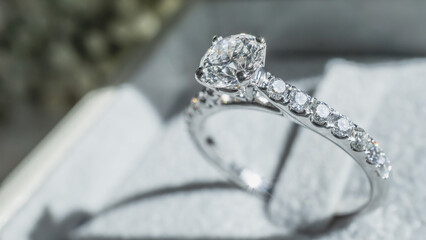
[198,33,266,90]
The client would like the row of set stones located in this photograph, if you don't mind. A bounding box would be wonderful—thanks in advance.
[186,89,220,119]
[254,69,391,179]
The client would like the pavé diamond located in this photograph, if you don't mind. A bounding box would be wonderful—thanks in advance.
[190,97,198,110]
[366,141,385,165]
[377,155,387,165]
[332,115,354,138]
[289,89,311,113]
[350,127,370,152]
[267,78,286,100]
[272,79,286,93]
[311,100,331,126]
[316,104,330,118]
[220,94,232,104]
[338,118,351,131]
[376,159,392,179]
[295,92,308,105]
[199,33,266,90]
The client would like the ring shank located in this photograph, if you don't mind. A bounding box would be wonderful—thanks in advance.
[186,88,389,229]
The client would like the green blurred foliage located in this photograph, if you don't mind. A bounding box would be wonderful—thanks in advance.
[0,0,182,118]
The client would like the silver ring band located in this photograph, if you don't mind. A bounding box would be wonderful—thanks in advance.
[186,33,391,226]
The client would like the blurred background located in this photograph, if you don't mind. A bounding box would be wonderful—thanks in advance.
[0,0,184,182]
[0,1,426,239]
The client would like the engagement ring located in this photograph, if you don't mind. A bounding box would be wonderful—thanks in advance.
[186,33,391,224]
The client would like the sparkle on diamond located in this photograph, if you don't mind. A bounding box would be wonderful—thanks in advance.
[332,115,353,138]
[376,161,392,179]
[295,92,308,105]
[289,90,310,113]
[316,104,330,118]
[271,79,286,93]
[366,141,385,165]
[199,34,266,90]
[267,78,287,100]
[337,118,351,132]
[311,100,331,126]
[350,128,369,152]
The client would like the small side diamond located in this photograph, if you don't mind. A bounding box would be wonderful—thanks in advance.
[311,99,332,126]
[267,78,287,100]
[190,97,199,110]
[331,115,354,138]
[289,89,311,114]
[316,104,330,118]
[376,159,392,179]
[220,94,232,104]
[350,127,369,152]
[256,69,271,89]
[365,140,386,165]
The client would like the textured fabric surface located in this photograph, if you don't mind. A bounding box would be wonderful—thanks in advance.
[0,85,163,240]
[73,114,292,239]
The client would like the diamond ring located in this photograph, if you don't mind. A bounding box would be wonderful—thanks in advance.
[186,33,391,224]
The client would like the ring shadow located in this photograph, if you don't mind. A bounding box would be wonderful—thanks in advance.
[29,97,351,239]
[29,181,307,240]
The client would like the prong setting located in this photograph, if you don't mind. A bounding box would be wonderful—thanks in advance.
[195,67,203,81]
[236,71,249,83]
[198,33,266,91]
[256,36,265,44]
[212,35,223,44]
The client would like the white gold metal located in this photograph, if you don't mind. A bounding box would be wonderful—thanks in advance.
[186,33,391,226]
